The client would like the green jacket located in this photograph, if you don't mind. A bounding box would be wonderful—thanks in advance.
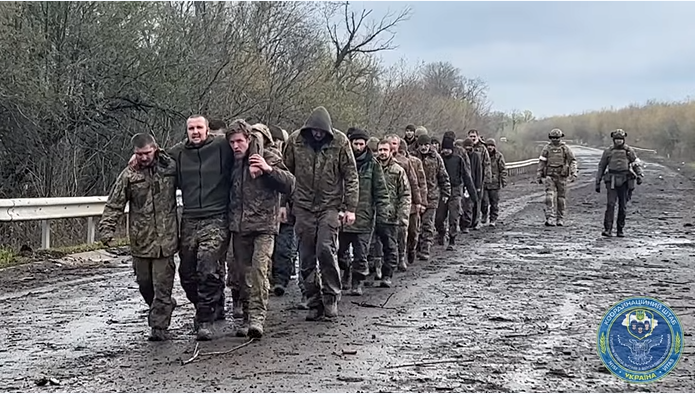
[380,157,412,226]
[99,153,179,258]
[342,150,392,233]
[284,106,359,213]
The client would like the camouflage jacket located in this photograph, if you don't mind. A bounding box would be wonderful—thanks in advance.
[409,155,428,212]
[284,107,359,213]
[99,153,179,258]
[393,153,423,208]
[414,150,451,208]
[342,150,392,233]
[229,149,295,235]
[380,157,412,226]
[537,142,578,179]
[471,141,492,183]
[485,150,508,189]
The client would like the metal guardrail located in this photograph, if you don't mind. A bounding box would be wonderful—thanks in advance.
[1,159,539,249]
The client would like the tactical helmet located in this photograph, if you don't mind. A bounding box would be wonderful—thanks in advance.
[549,128,564,138]
[610,128,627,139]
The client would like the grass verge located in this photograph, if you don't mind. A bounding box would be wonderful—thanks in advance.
[0,238,129,269]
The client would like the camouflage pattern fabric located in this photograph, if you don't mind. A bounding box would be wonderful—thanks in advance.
[132,256,176,329]
[178,214,228,324]
[233,233,275,327]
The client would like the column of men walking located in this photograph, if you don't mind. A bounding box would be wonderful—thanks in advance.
[99,106,517,342]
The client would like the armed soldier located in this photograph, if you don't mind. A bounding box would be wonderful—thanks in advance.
[596,128,643,237]
[536,128,578,227]
[99,134,179,342]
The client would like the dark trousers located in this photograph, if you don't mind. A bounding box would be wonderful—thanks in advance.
[338,232,371,282]
[272,222,298,288]
[604,182,629,232]
[481,188,500,222]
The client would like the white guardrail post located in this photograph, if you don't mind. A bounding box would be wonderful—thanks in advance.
[1,160,540,249]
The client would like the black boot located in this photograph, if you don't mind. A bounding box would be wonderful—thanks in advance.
[446,236,455,251]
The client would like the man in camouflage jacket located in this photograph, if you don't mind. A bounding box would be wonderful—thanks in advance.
[226,120,295,339]
[283,106,359,321]
[375,139,411,287]
[338,128,391,295]
[481,138,508,227]
[99,134,179,342]
[414,134,451,261]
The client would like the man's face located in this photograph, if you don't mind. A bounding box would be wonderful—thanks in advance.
[441,148,452,156]
[134,144,157,167]
[468,132,479,144]
[419,143,431,155]
[614,138,625,147]
[486,145,495,154]
[464,146,473,153]
[311,129,326,141]
[550,136,561,145]
[352,139,366,155]
[187,117,208,144]
[388,137,400,154]
[228,132,249,159]
[377,143,392,161]
[405,128,414,139]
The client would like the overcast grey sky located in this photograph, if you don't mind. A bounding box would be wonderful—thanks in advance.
[353,1,695,117]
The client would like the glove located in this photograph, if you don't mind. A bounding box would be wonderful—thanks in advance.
[595,184,601,193]
[636,177,643,185]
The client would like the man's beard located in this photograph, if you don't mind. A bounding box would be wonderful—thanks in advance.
[353,148,365,157]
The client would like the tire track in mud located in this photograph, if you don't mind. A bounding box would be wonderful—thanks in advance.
[2,147,693,392]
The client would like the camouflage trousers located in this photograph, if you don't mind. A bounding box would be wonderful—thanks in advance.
[460,190,481,229]
[272,222,299,290]
[132,255,176,329]
[294,207,341,310]
[179,214,228,324]
[406,212,420,261]
[418,207,437,255]
[603,181,629,232]
[368,230,382,273]
[481,188,500,223]
[435,187,462,238]
[233,232,274,326]
[338,231,371,283]
[543,176,568,222]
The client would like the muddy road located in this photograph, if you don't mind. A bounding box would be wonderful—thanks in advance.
[1,146,693,393]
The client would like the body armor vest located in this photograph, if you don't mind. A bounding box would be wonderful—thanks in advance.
[608,147,629,172]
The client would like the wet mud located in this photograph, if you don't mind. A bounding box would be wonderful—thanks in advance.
[0,146,693,392]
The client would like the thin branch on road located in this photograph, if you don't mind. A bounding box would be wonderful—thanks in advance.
[373,322,413,328]
[350,300,397,310]
[385,358,475,369]
[381,292,395,308]
[181,338,256,366]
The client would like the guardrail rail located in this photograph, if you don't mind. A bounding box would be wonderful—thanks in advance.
[1,158,540,249]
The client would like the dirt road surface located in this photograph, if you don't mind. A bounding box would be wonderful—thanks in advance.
[1,146,693,392]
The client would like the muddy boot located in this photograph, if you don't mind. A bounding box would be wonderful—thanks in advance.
[602,229,612,237]
[341,269,352,292]
[616,229,625,237]
[446,235,455,251]
[323,295,338,318]
[379,277,393,288]
[273,284,286,297]
[235,320,249,337]
[397,257,407,272]
[373,258,383,280]
[545,220,556,227]
[462,227,470,234]
[436,233,445,246]
[148,328,171,342]
[298,294,309,310]
[418,245,430,261]
[407,251,415,266]
[197,322,213,341]
[489,220,496,227]
[556,219,564,226]
[349,278,364,296]
[248,321,264,339]
[305,303,325,321]
[232,299,244,319]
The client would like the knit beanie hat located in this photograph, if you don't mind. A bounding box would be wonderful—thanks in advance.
[417,134,431,145]
[348,128,369,142]
[442,136,455,150]
[485,138,496,146]
[462,138,474,147]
